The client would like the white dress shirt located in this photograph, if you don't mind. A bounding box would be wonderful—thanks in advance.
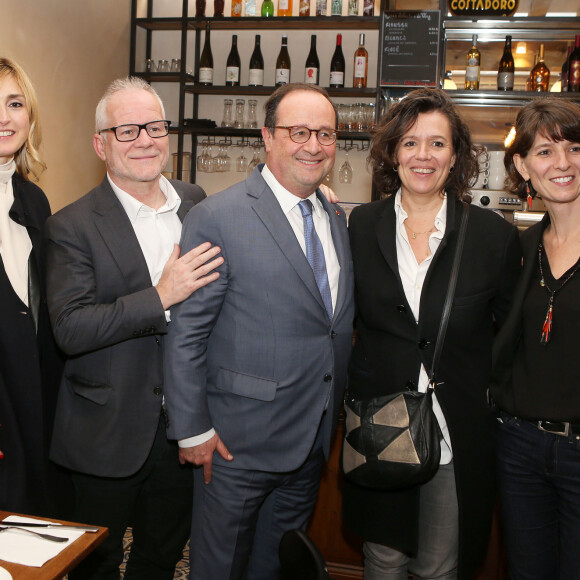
[0,158,32,306]
[178,165,341,449]
[394,190,453,464]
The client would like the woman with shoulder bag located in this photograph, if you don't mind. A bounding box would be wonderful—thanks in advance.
[342,88,521,579]
[492,98,580,580]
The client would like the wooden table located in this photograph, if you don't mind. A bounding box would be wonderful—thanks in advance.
[0,511,108,580]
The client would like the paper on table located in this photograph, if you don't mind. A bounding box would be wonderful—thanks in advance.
[0,515,84,567]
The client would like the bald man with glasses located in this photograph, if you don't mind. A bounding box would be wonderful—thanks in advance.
[44,77,222,580]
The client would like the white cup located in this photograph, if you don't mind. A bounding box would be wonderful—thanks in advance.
[487,150,506,191]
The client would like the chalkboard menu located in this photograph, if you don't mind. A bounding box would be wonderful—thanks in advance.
[380,11,441,87]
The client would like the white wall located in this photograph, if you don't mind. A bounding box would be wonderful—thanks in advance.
[3,0,132,211]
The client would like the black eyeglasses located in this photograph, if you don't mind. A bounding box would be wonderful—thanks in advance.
[99,120,171,142]
[271,126,337,146]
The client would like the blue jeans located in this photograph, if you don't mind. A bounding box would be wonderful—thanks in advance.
[496,412,580,580]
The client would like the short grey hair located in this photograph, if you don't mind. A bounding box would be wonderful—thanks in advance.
[95,76,165,133]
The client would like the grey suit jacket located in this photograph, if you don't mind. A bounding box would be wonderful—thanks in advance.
[163,165,354,472]
[45,177,205,477]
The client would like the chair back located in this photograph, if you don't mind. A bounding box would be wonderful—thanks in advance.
[279,529,331,580]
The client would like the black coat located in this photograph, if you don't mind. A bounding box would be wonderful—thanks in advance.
[490,214,546,413]
[0,173,67,516]
[342,195,521,579]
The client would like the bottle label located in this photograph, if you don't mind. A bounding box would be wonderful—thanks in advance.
[276,68,290,85]
[497,71,514,89]
[231,0,242,15]
[304,67,318,84]
[226,66,240,83]
[330,71,344,86]
[248,69,264,86]
[570,62,580,87]
[199,68,213,84]
[354,56,366,78]
[279,0,289,9]
[465,65,479,82]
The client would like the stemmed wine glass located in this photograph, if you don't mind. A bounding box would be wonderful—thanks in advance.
[236,147,248,172]
[246,146,261,175]
[339,149,353,184]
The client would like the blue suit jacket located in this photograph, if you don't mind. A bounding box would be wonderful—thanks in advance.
[164,165,354,472]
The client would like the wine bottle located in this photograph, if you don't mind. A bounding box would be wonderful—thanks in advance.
[225,35,241,87]
[331,0,342,15]
[275,35,291,86]
[526,55,538,91]
[249,35,264,86]
[362,0,373,16]
[569,34,580,92]
[465,35,480,90]
[304,35,320,85]
[316,0,327,16]
[278,0,292,16]
[497,35,514,91]
[214,0,225,16]
[530,43,550,92]
[353,33,368,89]
[261,0,274,16]
[561,46,572,91]
[231,0,243,16]
[329,34,345,88]
[198,22,213,86]
[348,0,358,15]
[299,0,310,15]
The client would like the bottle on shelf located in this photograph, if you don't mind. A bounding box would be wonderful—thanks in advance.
[231,0,243,16]
[525,55,538,91]
[198,22,213,86]
[329,34,345,88]
[569,34,580,92]
[561,45,572,91]
[226,35,241,87]
[245,0,256,15]
[275,35,291,86]
[362,0,373,16]
[353,33,368,89]
[299,0,310,16]
[316,0,327,16]
[261,0,274,16]
[348,0,358,15]
[304,35,320,85]
[278,0,292,16]
[214,0,224,16]
[331,0,342,15]
[465,34,480,90]
[249,35,264,86]
[196,0,206,17]
[497,35,514,91]
[530,43,550,91]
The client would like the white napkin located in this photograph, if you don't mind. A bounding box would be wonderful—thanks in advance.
[0,515,85,567]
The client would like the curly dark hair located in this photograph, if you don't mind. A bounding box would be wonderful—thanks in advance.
[368,88,481,200]
[504,98,580,199]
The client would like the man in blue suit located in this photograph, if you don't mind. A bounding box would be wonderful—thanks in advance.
[164,83,354,580]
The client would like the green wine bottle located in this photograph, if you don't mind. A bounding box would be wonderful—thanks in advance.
[261,0,274,16]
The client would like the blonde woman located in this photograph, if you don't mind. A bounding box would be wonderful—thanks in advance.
[0,58,66,516]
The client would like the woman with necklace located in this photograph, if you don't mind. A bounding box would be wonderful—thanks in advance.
[0,58,67,516]
[343,88,521,579]
[492,97,580,579]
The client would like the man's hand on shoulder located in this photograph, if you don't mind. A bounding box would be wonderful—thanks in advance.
[178,433,233,484]
[319,184,340,204]
[156,242,223,310]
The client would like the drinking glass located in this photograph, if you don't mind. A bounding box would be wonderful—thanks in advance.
[221,99,234,128]
[246,147,261,174]
[339,150,353,183]
[234,99,245,129]
[247,99,258,129]
[236,148,248,172]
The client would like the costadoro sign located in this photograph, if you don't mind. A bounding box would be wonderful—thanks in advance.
[448,0,519,16]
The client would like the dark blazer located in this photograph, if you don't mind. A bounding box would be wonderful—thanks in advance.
[0,174,65,515]
[342,195,521,579]
[164,165,355,472]
[45,177,205,478]
[491,214,547,413]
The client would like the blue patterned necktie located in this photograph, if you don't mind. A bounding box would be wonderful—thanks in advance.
[298,199,333,319]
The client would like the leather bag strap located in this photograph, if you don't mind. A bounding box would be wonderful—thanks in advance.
[429,202,469,387]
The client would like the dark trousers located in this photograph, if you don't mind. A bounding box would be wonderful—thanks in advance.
[497,412,580,580]
[69,417,193,580]
[189,429,324,580]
